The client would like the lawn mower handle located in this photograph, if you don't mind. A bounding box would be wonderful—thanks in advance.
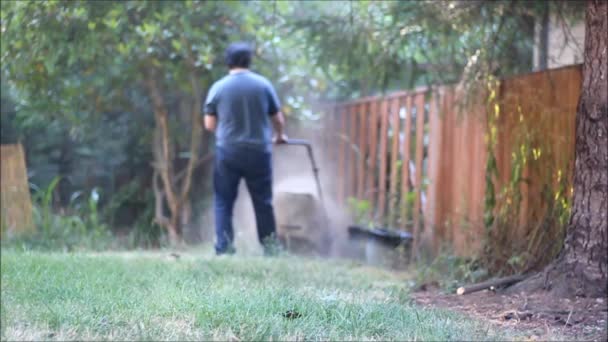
[283,138,311,146]
[281,139,325,208]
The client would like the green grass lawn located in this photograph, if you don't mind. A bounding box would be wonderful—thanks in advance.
[1,248,509,341]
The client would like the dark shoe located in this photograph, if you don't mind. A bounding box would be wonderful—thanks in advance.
[215,245,236,256]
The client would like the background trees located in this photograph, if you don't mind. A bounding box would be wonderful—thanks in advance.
[1,0,320,244]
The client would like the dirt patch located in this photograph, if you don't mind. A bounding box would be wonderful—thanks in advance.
[412,286,607,341]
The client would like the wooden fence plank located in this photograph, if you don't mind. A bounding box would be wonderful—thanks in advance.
[367,100,380,211]
[470,101,487,251]
[377,99,390,223]
[388,96,402,227]
[423,90,441,252]
[326,105,334,159]
[412,92,426,258]
[438,88,454,245]
[329,105,340,199]
[337,106,347,204]
[451,90,467,253]
[400,95,413,229]
[461,92,476,250]
[349,104,359,200]
[357,102,368,200]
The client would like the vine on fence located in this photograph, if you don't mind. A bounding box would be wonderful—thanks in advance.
[482,77,572,275]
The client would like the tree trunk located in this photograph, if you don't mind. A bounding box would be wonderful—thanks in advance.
[144,63,204,247]
[511,0,607,298]
[145,69,182,246]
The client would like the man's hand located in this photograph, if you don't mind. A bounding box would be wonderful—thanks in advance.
[273,133,289,144]
[271,112,287,144]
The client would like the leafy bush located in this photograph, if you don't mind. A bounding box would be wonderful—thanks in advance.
[347,197,373,227]
[103,180,165,249]
[3,177,112,251]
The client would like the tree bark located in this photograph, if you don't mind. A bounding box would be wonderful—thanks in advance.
[178,38,204,209]
[145,68,181,245]
[178,71,202,208]
[144,61,206,247]
[511,0,607,298]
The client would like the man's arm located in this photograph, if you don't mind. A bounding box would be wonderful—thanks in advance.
[204,114,217,132]
[203,83,218,132]
[266,82,287,144]
[271,112,288,144]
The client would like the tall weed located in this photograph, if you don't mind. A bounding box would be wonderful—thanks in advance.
[4,177,112,251]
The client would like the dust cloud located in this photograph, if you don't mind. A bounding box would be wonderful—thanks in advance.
[196,120,355,258]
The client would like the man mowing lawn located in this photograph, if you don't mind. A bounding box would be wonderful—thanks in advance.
[203,42,288,256]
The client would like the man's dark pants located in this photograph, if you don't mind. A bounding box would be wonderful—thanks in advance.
[213,145,277,254]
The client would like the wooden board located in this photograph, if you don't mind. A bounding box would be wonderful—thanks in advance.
[412,93,426,258]
[400,95,413,229]
[388,96,402,227]
[366,100,380,212]
[337,107,347,204]
[377,99,390,224]
[357,103,368,200]
[349,104,359,200]
[1,144,33,237]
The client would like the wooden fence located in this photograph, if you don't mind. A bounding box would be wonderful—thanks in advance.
[1,144,34,237]
[324,86,436,255]
[323,65,582,256]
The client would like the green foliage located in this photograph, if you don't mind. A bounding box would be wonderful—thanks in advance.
[0,0,337,244]
[34,176,63,235]
[0,0,326,121]
[481,80,573,275]
[1,1,259,242]
[0,250,514,341]
[289,0,585,102]
[347,197,373,227]
[289,1,541,99]
[347,188,417,229]
[117,185,165,249]
[3,177,112,251]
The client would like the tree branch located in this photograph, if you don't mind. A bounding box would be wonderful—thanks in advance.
[178,37,203,205]
[144,66,178,214]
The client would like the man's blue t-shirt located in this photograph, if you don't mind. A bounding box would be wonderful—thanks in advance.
[204,71,280,152]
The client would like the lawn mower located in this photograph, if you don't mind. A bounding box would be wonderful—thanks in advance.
[274,139,332,255]
[274,139,413,265]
